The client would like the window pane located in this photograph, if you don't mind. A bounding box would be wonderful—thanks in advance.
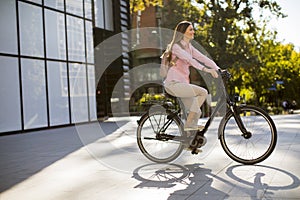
[19,2,44,57]
[67,15,85,62]
[47,61,70,126]
[45,9,67,60]
[0,1,18,54]
[94,0,104,28]
[104,0,114,31]
[85,0,92,19]
[88,65,97,121]
[21,58,47,129]
[86,21,94,63]
[0,56,22,132]
[25,0,42,4]
[44,0,64,11]
[66,0,83,17]
[69,63,88,123]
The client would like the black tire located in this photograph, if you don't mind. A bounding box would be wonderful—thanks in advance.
[219,105,277,165]
[137,105,185,163]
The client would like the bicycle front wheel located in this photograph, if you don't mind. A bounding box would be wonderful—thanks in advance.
[219,105,277,165]
[137,108,185,163]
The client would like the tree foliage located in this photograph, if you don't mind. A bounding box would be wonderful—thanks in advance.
[130,0,300,109]
[256,41,300,106]
[130,0,163,13]
[159,0,299,107]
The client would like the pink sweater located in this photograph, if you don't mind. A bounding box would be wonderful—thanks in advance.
[165,40,219,84]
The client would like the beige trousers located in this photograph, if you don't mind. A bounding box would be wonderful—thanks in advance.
[164,81,208,114]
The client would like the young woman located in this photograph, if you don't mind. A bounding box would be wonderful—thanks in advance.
[164,21,220,131]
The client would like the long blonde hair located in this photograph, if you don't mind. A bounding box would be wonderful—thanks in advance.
[163,21,192,63]
[166,21,192,52]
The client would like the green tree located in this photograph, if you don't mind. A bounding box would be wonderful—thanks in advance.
[160,0,202,29]
[258,41,300,106]
[194,0,285,64]
[130,0,300,109]
[130,0,163,13]
[160,0,286,104]
[191,0,287,106]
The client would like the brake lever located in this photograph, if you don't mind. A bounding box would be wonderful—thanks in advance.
[218,69,231,80]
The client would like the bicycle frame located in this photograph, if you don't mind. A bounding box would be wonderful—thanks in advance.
[137,69,277,163]
[195,70,250,140]
[158,110,180,135]
[144,70,250,142]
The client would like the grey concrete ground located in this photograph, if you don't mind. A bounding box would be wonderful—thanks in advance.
[0,114,299,200]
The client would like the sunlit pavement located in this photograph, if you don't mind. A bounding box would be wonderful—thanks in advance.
[0,114,299,200]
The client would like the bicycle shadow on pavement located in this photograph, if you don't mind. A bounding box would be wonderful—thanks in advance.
[132,163,300,200]
[225,164,300,199]
[132,163,229,199]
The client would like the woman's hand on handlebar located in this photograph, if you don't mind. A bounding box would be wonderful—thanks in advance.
[204,67,219,78]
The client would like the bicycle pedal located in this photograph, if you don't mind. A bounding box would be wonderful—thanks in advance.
[189,135,207,148]
[185,147,202,154]
[192,148,202,154]
[197,136,207,148]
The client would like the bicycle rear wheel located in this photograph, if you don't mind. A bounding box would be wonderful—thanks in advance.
[219,105,277,164]
[137,107,185,163]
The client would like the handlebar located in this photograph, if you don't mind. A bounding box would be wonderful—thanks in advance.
[218,69,232,80]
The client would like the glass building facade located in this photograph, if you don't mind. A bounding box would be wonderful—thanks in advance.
[0,0,130,134]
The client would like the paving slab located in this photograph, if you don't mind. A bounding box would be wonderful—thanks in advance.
[0,114,299,200]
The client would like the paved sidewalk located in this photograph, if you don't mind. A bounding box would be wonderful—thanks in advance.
[0,114,300,200]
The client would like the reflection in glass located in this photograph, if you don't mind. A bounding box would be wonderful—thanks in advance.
[19,1,44,57]
[86,21,94,63]
[0,1,18,54]
[104,0,114,31]
[21,58,48,129]
[66,0,83,17]
[85,0,92,19]
[69,63,88,123]
[94,0,104,28]
[44,0,64,11]
[88,65,97,121]
[67,15,85,62]
[26,0,41,4]
[0,56,22,132]
[47,61,70,126]
[45,9,66,60]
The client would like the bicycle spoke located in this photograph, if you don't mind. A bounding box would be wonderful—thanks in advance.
[137,111,184,163]
[220,106,277,164]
